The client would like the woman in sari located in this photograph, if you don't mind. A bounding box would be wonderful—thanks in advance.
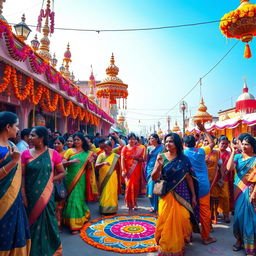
[0,111,30,256]
[216,136,231,223]
[145,133,164,213]
[121,133,145,211]
[227,134,256,256]
[203,136,221,225]
[152,133,198,256]
[21,126,65,256]
[96,140,120,215]
[63,132,97,234]
[53,136,66,231]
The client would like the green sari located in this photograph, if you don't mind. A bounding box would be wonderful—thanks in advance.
[63,149,92,230]
[24,149,62,256]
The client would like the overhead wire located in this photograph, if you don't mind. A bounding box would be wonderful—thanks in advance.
[8,17,240,33]
[164,40,240,117]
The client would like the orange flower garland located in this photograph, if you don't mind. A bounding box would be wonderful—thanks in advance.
[0,64,101,125]
[220,1,256,58]
[0,65,11,93]
[30,84,44,105]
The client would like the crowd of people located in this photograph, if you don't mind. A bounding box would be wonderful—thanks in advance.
[0,110,255,256]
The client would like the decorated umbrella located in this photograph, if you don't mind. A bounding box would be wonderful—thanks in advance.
[193,98,213,124]
[220,0,256,58]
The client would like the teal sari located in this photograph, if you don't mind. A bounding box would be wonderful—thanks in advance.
[0,145,30,255]
[24,149,62,256]
[145,144,164,211]
[233,154,256,255]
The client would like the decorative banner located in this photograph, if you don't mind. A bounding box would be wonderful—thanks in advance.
[80,214,158,254]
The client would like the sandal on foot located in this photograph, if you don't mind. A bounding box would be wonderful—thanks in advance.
[203,237,217,245]
[232,244,243,251]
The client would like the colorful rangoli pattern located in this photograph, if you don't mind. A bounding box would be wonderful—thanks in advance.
[80,213,158,253]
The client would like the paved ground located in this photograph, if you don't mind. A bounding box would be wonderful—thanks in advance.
[61,196,245,256]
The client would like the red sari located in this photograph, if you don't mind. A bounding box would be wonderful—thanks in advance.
[121,145,145,209]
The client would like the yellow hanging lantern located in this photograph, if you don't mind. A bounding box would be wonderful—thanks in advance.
[193,98,213,124]
[220,0,256,58]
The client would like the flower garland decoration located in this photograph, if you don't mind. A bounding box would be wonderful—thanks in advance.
[0,18,114,123]
[30,84,44,105]
[40,88,59,112]
[0,65,11,93]
[220,0,256,58]
[37,8,55,34]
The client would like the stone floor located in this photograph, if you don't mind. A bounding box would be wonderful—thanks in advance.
[61,196,245,256]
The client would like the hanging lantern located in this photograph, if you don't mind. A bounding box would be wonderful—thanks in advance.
[31,34,40,51]
[172,121,181,133]
[193,98,213,124]
[96,53,128,106]
[220,0,256,58]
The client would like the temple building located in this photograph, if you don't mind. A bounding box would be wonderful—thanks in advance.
[187,79,256,139]
[0,0,130,136]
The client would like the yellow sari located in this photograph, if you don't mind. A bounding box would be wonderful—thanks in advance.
[97,152,120,214]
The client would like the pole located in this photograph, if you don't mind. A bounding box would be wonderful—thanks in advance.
[32,105,35,127]
[183,109,185,136]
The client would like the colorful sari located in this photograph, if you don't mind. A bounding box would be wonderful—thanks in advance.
[145,144,164,211]
[63,149,96,231]
[155,154,199,256]
[0,145,30,256]
[217,150,231,217]
[121,145,145,209]
[22,149,62,256]
[97,152,120,214]
[233,154,256,255]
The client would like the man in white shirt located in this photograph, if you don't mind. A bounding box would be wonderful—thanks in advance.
[16,128,31,153]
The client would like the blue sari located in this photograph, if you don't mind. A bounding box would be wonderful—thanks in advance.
[233,154,256,255]
[145,144,164,211]
[0,145,30,255]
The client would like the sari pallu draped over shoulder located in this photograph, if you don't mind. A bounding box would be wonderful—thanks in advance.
[99,153,120,214]
[0,148,30,256]
[233,155,256,255]
[155,155,199,256]
[123,145,145,209]
[63,150,95,230]
[146,145,164,211]
[24,149,62,256]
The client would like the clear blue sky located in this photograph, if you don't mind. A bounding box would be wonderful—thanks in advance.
[4,0,256,133]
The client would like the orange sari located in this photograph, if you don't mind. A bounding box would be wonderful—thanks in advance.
[121,145,145,209]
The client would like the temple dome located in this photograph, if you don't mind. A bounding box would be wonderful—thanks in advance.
[236,78,256,114]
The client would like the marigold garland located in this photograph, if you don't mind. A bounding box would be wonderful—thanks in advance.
[0,65,12,93]
[0,64,100,125]
[0,19,113,124]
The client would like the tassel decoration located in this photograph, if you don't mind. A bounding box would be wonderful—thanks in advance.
[244,43,252,59]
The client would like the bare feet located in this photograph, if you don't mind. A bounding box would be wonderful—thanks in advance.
[71,230,79,235]
[203,237,217,245]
